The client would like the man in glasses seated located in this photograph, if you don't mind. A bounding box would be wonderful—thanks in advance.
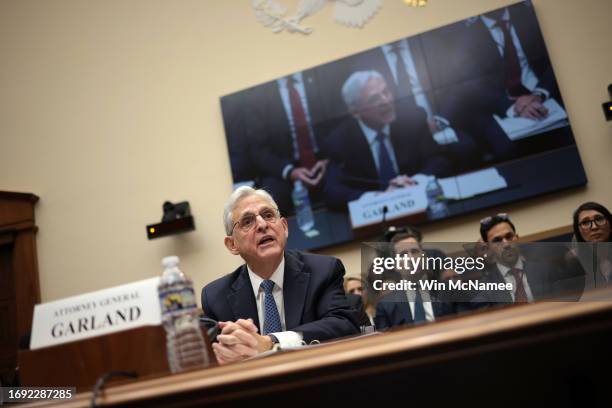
[374,229,454,330]
[474,213,584,307]
[201,186,359,365]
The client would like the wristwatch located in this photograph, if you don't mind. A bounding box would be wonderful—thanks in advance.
[269,334,281,350]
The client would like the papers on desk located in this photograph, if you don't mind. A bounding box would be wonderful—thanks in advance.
[494,98,569,141]
[432,127,460,145]
[439,168,508,200]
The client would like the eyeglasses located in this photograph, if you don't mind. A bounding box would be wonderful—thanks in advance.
[231,207,280,234]
[578,215,608,230]
[480,213,510,227]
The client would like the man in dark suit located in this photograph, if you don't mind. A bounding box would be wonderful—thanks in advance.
[246,70,333,215]
[344,38,482,173]
[375,230,454,330]
[322,70,450,210]
[422,2,568,161]
[471,213,585,307]
[201,186,359,365]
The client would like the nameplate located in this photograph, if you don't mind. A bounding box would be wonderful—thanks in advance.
[348,186,428,229]
[30,277,162,350]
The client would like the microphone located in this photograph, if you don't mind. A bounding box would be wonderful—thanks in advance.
[381,205,389,241]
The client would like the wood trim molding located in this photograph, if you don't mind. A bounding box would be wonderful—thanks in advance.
[0,191,39,203]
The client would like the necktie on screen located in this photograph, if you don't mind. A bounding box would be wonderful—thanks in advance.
[495,19,530,98]
[375,132,397,189]
[286,76,316,169]
[261,280,283,334]
[413,290,427,323]
[509,268,528,303]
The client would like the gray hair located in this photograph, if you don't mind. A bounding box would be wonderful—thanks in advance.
[223,186,278,235]
[341,70,385,111]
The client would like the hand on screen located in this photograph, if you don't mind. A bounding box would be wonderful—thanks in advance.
[513,94,548,120]
[386,175,417,191]
[213,319,272,365]
[290,159,328,187]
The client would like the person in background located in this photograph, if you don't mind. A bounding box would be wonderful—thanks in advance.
[246,70,330,215]
[474,213,584,307]
[375,230,455,330]
[572,202,612,287]
[322,70,450,210]
[344,276,364,296]
[344,276,376,326]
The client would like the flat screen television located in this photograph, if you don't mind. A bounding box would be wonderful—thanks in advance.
[220,0,586,250]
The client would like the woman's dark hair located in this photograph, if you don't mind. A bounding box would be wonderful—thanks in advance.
[572,201,612,242]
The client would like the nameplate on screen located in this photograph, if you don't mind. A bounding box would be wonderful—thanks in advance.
[30,277,162,350]
[348,185,428,229]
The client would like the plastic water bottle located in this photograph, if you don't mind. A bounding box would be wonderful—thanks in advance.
[158,256,208,373]
[292,180,315,233]
[426,177,449,220]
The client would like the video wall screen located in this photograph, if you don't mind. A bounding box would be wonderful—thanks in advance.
[220,0,587,250]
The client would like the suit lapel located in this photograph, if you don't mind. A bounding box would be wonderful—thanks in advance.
[283,251,310,330]
[227,265,260,329]
[346,119,380,182]
[393,291,413,324]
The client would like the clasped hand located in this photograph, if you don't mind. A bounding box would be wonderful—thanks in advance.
[290,160,329,187]
[513,94,549,120]
[212,319,272,365]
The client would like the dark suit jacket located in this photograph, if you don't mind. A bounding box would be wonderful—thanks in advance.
[245,71,331,179]
[322,115,450,209]
[346,293,371,327]
[374,289,454,331]
[422,2,561,122]
[201,250,359,343]
[473,261,551,305]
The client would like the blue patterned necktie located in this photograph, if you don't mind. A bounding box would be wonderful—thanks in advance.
[413,290,426,323]
[375,132,397,190]
[260,280,282,335]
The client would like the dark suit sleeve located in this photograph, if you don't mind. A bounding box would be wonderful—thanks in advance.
[291,258,360,342]
[417,124,452,177]
[374,302,391,331]
[201,286,218,321]
[322,160,367,210]
[347,293,371,327]
[246,111,293,179]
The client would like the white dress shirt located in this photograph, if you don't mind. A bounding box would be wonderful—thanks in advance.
[381,39,459,145]
[247,257,303,348]
[381,39,433,118]
[480,10,549,118]
[496,257,535,302]
[356,120,400,177]
[277,72,319,179]
[405,288,436,323]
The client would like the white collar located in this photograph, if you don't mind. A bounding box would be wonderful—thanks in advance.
[357,120,391,146]
[278,72,303,88]
[480,8,510,29]
[247,256,285,298]
[497,257,525,278]
[382,38,408,55]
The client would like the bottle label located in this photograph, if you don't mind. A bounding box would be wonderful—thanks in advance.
[159,286,197,315]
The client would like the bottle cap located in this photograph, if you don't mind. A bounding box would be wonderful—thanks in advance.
[162,256,180,269]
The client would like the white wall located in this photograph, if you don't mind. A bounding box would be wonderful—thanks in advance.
[0,0,610,302]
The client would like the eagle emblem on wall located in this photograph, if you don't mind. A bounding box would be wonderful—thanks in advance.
[251,0,384,34]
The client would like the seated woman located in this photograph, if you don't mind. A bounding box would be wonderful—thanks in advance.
[572,202,612,287]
